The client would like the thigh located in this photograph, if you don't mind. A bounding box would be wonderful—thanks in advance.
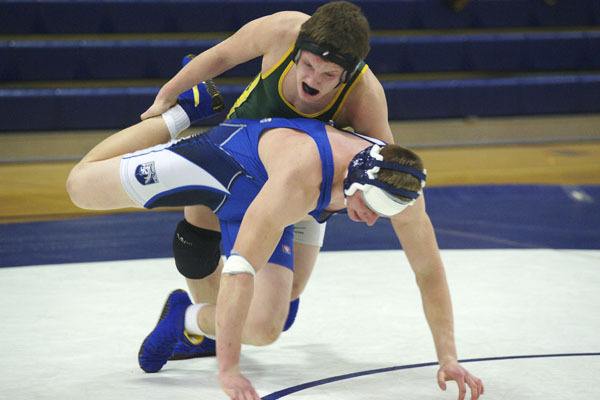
[220,221,295,270]
[291,242,320,299]
[247,262,294,328]
[69,156,138,210]
[291,219,326,298]
[120,135,242,209]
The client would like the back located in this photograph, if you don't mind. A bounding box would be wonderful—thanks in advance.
[203,118,335,221]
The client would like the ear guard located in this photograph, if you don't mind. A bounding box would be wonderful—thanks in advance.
[343,145,427,217]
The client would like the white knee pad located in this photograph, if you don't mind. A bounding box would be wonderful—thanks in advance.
[293,218,326,247]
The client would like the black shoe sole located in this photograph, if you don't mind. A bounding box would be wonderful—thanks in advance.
[205,79,225,112]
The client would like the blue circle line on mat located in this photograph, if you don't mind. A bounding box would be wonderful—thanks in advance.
[262,352,600,399]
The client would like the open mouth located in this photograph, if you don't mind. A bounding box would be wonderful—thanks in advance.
[302,82,319,96]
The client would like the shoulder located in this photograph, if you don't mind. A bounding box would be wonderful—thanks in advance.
[346,67,387,116]
[231,12,306,55]
[336,67,393,142]
[257,11,308,49]
[268,11,310,27]
[259,127,322,184]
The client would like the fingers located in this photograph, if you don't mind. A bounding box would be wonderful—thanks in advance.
[244,387,260,400]
[140,108,153,121]
[224,383,260,400]
[465,375,479,400]
[476,377,485,396]
[437,370,447,391]
[227,389,258,400]
[140,105,160,121]
[439,364,484,400]
[457,376,467,400]
[140,103,167,121]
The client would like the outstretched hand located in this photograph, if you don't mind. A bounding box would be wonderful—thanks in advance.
[219,370,261,400]
[140,96,176,121]
[437,360,484,400]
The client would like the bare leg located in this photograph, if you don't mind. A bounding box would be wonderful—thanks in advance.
[196,263,293,345]
[185,259,223,304]
[67,116,171,210]
[67,157,138,209]
[80,116,170,163]
[290,242,319,300]
[184,227,317,329]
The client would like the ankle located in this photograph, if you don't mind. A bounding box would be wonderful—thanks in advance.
[162,104,191,140]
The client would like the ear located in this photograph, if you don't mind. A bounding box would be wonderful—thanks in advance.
[293,48,302,64]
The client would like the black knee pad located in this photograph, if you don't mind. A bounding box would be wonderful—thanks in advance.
[173,219,222,279]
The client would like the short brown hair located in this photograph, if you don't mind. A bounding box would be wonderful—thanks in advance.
[378,145,425,201]
[299,1,371,62]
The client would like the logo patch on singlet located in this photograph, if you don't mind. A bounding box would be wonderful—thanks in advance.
[135,162,158,185]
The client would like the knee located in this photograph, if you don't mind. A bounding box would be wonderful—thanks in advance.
[66,164,89,209]
[248,321,283,346]
[290,280,305,300]
[245,309,288,346]
[173,219,222,279]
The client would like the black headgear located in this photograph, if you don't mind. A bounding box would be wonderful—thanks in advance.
[292,33,362,84]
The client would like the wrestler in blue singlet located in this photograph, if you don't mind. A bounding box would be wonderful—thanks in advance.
[120,118,336,270]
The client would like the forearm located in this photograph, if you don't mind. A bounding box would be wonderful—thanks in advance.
[416,267,458,365]
[159,47,230,101]
[216,273,254,374]
[392,202,458,365]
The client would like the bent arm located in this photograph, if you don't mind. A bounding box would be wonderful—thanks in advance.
[390,196,458,365]
[156,12,301,106]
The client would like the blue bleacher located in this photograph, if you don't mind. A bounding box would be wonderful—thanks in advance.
[1,0,600,34]
[3,74,600,130]
[3,32,600,82]
[1,0,600,131]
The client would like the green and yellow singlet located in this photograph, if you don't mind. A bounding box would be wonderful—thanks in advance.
[227,45,368,123]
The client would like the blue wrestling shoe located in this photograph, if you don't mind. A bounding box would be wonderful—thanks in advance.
[138,289,191,373]
[178,54,225,122]
[170,334,216,361]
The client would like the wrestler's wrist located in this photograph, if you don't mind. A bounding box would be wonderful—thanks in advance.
[218,364,240,376]
[157,83,177,104]
[438,356,458,367]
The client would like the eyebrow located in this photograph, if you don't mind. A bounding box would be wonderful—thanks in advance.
[304,54,343,73]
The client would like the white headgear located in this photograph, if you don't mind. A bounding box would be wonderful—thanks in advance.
[343,145,427,217]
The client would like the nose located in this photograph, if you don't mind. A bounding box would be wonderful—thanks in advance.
[348,194,379,226]
[303,71,320,88]
[361,209,379,226]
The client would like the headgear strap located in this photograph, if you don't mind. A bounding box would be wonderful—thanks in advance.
[293,34,361,84]
[344,145,427,217]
